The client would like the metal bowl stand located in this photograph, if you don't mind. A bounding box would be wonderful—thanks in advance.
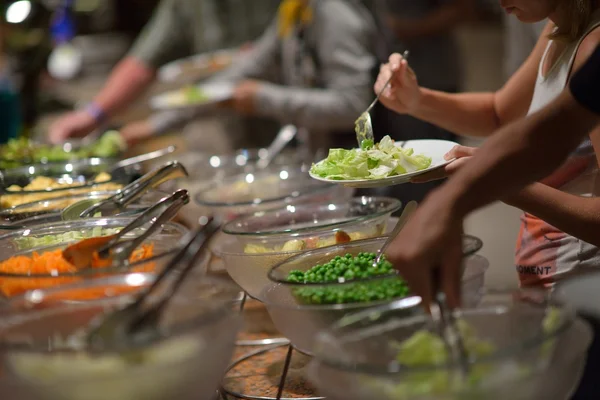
[220,343,324,400]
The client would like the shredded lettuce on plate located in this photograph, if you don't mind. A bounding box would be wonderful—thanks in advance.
[310,136,432,180]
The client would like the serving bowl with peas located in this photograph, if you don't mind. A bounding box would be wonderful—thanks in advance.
[260,237,488,355]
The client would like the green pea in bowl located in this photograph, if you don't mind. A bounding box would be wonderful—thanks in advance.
[260,237,488,355]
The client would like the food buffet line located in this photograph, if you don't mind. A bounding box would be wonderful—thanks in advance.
[0,129,593,400]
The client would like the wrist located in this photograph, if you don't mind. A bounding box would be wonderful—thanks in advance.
[410,87,429,118]
[83,102,108,126]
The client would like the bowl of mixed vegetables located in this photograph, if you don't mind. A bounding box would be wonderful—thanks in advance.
[308,290,590,400]
[222,197,401,253]
[0,216,188,299]
[0,131,126,170]
[0,155,145,208]
[260,237,489,354]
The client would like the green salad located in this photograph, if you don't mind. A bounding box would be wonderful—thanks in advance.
[0,131,126,169]
[287,252,409,304]
[310,136,432,180]
[183,86,209,104]
[365,308,563,399]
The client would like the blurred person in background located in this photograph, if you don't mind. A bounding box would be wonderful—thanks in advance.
[48,0,225,145]
[115,0,378,153]
[0,20,22,143]
[368,0,474,204]
[377,0,600,293]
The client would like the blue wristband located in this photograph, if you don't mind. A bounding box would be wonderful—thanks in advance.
[85,103,107,124]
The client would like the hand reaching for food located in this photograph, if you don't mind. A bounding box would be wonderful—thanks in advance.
[374,53,421,115]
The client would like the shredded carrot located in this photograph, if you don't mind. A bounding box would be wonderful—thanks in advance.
[0,244,155,298]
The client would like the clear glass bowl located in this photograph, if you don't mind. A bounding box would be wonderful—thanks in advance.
[215,212,409,300]
[0,216,188,299]
[0,190,170,230]
[0,158,140,208]
[222,196,401,250]
[260,237,488,355]
[307,290,591,400]
[0,275,241,400]
[194,166,354,220]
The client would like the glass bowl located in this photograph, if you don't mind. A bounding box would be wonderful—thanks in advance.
[0,276,241,400]
[214,213,410,299]
[0,216,188,299]
[222,196,401,251]
[0,190,171,230]
[307,290,591,400]
[150,148,309,186]
[194,166,354,220]
[0,158,143,209]
[260,237,488,354]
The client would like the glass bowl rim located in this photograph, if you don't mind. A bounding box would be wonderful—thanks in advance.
[0,279,241,355]
[266,236,485,286]
[311,289,574,375]
[0,158,130,195]
[194,168,335,208]
[0,189,172,231]
[0,216,189,279]
[221,196,402,237]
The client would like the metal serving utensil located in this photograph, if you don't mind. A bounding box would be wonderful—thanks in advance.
[355,50,410,149]
[430,269,470,377]
[373,200,418,267]
[62,189,189,270]
[257,125,298,169]
[85,217,221,350]
[61,161,187,220]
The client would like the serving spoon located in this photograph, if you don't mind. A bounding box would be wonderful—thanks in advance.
[355,50,410,149]
[256,125,298,169]
[62,189,189,270]
[373,200,418,267]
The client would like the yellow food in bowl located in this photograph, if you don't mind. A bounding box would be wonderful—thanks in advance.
[1,173,122,208]
[243,231,373,254]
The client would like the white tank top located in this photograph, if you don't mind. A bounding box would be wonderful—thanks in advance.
[515,12,600,287]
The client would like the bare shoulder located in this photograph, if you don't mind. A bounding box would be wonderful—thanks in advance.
[573,26,600,72]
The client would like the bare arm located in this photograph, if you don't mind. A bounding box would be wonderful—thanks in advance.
[386,0,475,40]
[91,57,156,119]
[377,21,554,137]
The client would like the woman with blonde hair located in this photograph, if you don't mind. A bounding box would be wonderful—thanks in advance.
[377,0,600,286]
[377,0,600,397]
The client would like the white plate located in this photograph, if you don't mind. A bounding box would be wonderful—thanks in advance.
[157,49,238,83]
[309,139,458,188]
[150,82,234,111]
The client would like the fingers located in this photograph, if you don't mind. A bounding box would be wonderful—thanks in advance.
[410,157,472,183]
[444,145,477,161]
[440,234,463,309]
[411,167,448,183]
[375,63,394,97]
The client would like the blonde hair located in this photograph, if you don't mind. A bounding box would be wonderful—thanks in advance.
[549,0,595,42]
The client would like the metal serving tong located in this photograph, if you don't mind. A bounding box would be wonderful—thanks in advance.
[62,189,189,270]
[430,269,470,377]
[256,125,298,169]
[61,161,188,220]
[86,217,222,350]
